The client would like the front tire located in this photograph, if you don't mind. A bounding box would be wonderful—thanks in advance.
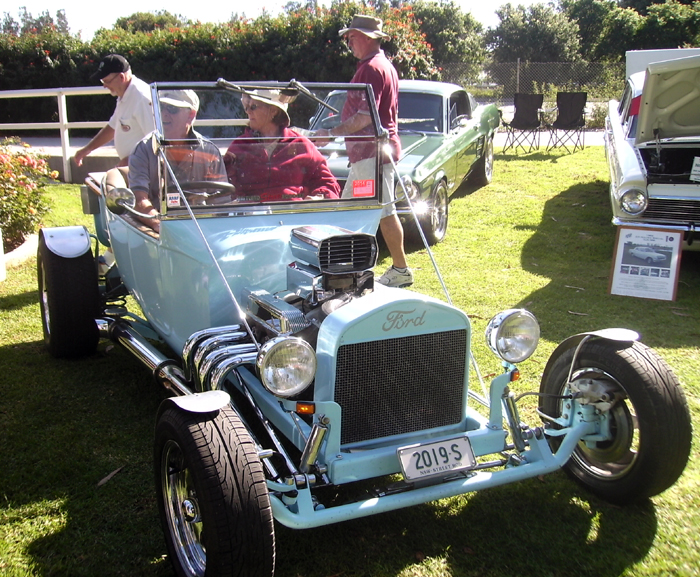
[37,229,100,358]
[539,340,691,504]
[418,180,449,245]
[155,403,275,577]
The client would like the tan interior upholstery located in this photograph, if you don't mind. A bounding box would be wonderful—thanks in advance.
[104,166,129,191]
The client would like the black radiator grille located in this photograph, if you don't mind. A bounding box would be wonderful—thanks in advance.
[319,235,376,273]
[335,330,467,445]
[644,198,700,222]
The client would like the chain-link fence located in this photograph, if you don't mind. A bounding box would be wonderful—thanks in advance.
[440,60,626,106]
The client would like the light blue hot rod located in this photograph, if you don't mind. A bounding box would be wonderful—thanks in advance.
[37,80,691,577]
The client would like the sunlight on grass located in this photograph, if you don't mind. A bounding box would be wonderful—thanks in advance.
[0,498,67,573]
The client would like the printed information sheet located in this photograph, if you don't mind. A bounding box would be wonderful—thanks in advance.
[609,227,682,301]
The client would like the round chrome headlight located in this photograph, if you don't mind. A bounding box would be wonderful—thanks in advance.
[620,189,647,215]
[395,175,419,200]
[256,337,316,397]
[485,309,540,364]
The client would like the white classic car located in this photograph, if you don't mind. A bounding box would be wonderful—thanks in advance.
[604,54,700,249]
[629,245,667,264]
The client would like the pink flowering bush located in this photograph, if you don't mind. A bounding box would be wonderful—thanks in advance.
[0,139,56,252]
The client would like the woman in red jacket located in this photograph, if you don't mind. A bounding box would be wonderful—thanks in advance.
[225,89,340,203]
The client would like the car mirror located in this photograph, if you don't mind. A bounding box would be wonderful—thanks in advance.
[106,187,136,215]
[450,115,471,131]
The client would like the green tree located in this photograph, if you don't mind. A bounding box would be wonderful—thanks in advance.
[487,3,581,62]
[1,7,70,36]
[634,1,700,49]
[411,0,486,79]
[593,6,643,60]
[559,0,616,60]
[113,10,190,33]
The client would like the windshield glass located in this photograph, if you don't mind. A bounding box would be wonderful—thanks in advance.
[144,82,385,216]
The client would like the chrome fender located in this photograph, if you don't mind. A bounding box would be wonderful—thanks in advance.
[541,328,640,385]
[40,226,92,259]
[158,390,231,415]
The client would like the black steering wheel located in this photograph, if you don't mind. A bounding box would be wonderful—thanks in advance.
[167,181,236,199]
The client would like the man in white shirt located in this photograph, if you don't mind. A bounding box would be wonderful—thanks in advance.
[75,54,154,167]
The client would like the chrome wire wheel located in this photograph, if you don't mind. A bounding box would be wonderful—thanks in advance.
[161,439,206,577]
[567,378,639,481]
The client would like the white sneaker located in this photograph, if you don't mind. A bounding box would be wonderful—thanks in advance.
[376,266,413,288]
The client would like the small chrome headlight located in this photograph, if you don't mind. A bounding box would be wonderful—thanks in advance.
[395,176,419,200]
[257,337,316,397]
[485,309,540,363]
[620,189,647,215]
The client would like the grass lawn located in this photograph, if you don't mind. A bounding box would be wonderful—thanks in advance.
[1,146,698,577]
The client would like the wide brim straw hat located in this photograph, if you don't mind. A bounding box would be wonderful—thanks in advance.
[244,89,290,125]
[339,15,390,40]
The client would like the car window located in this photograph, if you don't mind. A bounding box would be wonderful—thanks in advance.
[398,92,443,132]
[618,82,632,117]
[450,91,471,119]
[147,83,384,217]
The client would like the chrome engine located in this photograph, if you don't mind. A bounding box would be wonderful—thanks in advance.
[244,225,377,346]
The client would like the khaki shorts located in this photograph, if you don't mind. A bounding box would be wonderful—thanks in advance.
[342,158,396,218]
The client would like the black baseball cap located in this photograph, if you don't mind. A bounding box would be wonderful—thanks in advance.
[91,54,130,81]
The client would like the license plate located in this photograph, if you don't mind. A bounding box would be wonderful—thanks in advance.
[398,437,476,481]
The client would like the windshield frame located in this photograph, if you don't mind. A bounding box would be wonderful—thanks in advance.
[144,81,388,221]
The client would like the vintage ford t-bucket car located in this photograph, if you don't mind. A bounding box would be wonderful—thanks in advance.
[38,81,691,577]
[605,53,700,248]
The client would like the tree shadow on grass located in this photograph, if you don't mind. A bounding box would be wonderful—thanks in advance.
[0,339,172,576]
[513,177,700,348]
[0,287,38,311]
[273,475,657,577]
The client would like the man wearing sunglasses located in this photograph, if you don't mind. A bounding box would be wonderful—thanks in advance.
[128,90,227,232]
[75,54,154,168]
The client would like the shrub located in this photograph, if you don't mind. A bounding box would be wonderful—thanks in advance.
[0,138,55,252]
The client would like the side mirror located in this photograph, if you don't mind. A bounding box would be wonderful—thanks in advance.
[106,187,135,215]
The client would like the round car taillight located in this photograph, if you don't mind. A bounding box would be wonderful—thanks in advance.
[620,189,647,215]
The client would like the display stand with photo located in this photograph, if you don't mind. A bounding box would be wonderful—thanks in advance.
[609,226,682,300]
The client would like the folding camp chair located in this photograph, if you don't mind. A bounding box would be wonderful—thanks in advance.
[500,93,544,153]
[545,92,587,153]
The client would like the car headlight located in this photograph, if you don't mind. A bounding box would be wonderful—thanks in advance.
[257,337,316,397]
[485,309,540,364]
[620,189,647,215]
[395,176,419,201]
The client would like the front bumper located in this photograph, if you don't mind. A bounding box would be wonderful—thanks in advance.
[268,420,593,529]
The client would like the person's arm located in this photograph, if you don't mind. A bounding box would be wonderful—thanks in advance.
[74,125,116,166]
[131,188,160,232]
[128,140,160,231]
[328,111,373,137]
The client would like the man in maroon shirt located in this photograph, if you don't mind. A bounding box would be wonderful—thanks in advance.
[316,15,412,288]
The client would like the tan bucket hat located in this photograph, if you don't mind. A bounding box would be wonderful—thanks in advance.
[243,89,290,125]
[339,15,390,40]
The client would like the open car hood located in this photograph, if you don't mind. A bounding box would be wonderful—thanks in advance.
[636,54,700,145]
